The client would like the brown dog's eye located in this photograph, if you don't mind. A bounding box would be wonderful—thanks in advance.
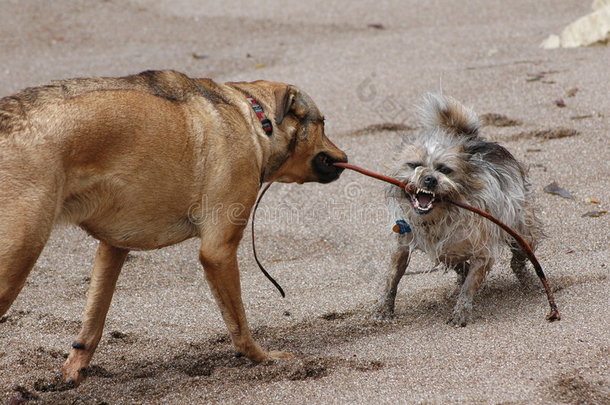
[437,164,453,175]
[407,162,422,169]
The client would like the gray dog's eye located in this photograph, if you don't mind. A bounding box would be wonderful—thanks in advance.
[407,162,422,169]
[437,164,453,175]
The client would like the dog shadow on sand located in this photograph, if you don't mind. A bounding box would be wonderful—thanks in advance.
[9,271,605,403]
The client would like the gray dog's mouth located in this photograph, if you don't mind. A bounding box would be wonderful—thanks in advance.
[410,188,435,214]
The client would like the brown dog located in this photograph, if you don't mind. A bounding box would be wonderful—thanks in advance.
[0,70,347,386]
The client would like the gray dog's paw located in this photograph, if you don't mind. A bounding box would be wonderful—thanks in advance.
[446,313,469,327]
[447,295,473,327]
[371,304,395,321]
[447,305,472,327]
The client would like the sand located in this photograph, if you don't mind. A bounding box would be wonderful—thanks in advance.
[1,0,608,403]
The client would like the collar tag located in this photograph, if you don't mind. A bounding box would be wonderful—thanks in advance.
[247,97,273,136]
[392,219,412,234]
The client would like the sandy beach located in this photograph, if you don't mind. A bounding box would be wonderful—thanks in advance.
[0,1,608,403]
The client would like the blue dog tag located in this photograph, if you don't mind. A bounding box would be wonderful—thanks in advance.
[393,219,412,234]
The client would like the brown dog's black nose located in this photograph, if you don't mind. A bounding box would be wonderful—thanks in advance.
[423,175,438,190]
[313,152,348,184]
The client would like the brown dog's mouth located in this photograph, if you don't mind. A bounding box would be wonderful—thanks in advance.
[317,153,336,167]
[313,152,347,183]
[410,188,435,214]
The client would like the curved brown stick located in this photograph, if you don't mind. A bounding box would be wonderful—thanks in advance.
[449,199,560,321]
[334,161,560,321]
[334,162,415,193]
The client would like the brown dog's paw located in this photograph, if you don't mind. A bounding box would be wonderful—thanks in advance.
[33,375,78,392]
[58,369,85,389]
[266,350,295,361]
[60,354,89,388]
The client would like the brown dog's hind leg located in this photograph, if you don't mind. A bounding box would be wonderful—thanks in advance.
[448,258,492,327]
[0,242,48,317]
[61,241,129,386]
[0,188,57,317]
[373,241,410,319]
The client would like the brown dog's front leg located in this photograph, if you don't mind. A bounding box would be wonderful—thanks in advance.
[61,241,129,386]
[200,241,293,362]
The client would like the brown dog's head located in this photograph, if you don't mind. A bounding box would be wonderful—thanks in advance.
[257,83,348,184]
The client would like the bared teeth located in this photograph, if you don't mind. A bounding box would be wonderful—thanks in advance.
[416,188,435,197]
[411,188,436,213]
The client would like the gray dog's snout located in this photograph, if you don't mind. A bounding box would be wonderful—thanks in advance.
[423,175,438,189]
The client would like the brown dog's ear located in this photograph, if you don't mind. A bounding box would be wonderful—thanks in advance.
[274,86,296,125]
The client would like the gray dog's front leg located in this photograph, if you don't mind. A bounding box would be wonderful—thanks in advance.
[374,238,410,319]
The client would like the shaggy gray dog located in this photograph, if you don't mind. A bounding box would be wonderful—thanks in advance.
[375,94,544,326]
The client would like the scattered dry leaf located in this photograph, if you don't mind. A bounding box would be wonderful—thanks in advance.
[536,128,578,139]
[526,70,559,82]
[585,198,601,204]
[367,23,385,30]
[254,63,266,69]
[347,122,414,136]
[530,163,547,171]
[543,182,575,199]
[566,87,579,97]
[191,53,208,59]
[9,385,39,404]
[570,114,593,120]
[510,128,579,141]
[555,98,566,107]
[581,210,607,218]
[109,330,128,339]
[480,113,521,127]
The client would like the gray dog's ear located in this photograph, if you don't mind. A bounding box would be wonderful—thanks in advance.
[274,86,297,125]
[420,93,480,138]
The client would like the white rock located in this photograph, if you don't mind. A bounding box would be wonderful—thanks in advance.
[541,5,610,48]
[540,35,561,50]
[592,0,610,11]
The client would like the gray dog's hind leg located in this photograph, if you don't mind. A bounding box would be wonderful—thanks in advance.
[511,206,544,289]
[448,258,493,327]
[454,262,470,286]
[510,245,538,290]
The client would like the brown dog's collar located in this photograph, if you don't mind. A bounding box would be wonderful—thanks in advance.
[246,97,273,136]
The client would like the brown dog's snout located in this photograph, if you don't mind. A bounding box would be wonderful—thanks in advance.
[312,151,348,183]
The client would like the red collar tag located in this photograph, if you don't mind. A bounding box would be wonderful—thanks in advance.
[246,97,273,136]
